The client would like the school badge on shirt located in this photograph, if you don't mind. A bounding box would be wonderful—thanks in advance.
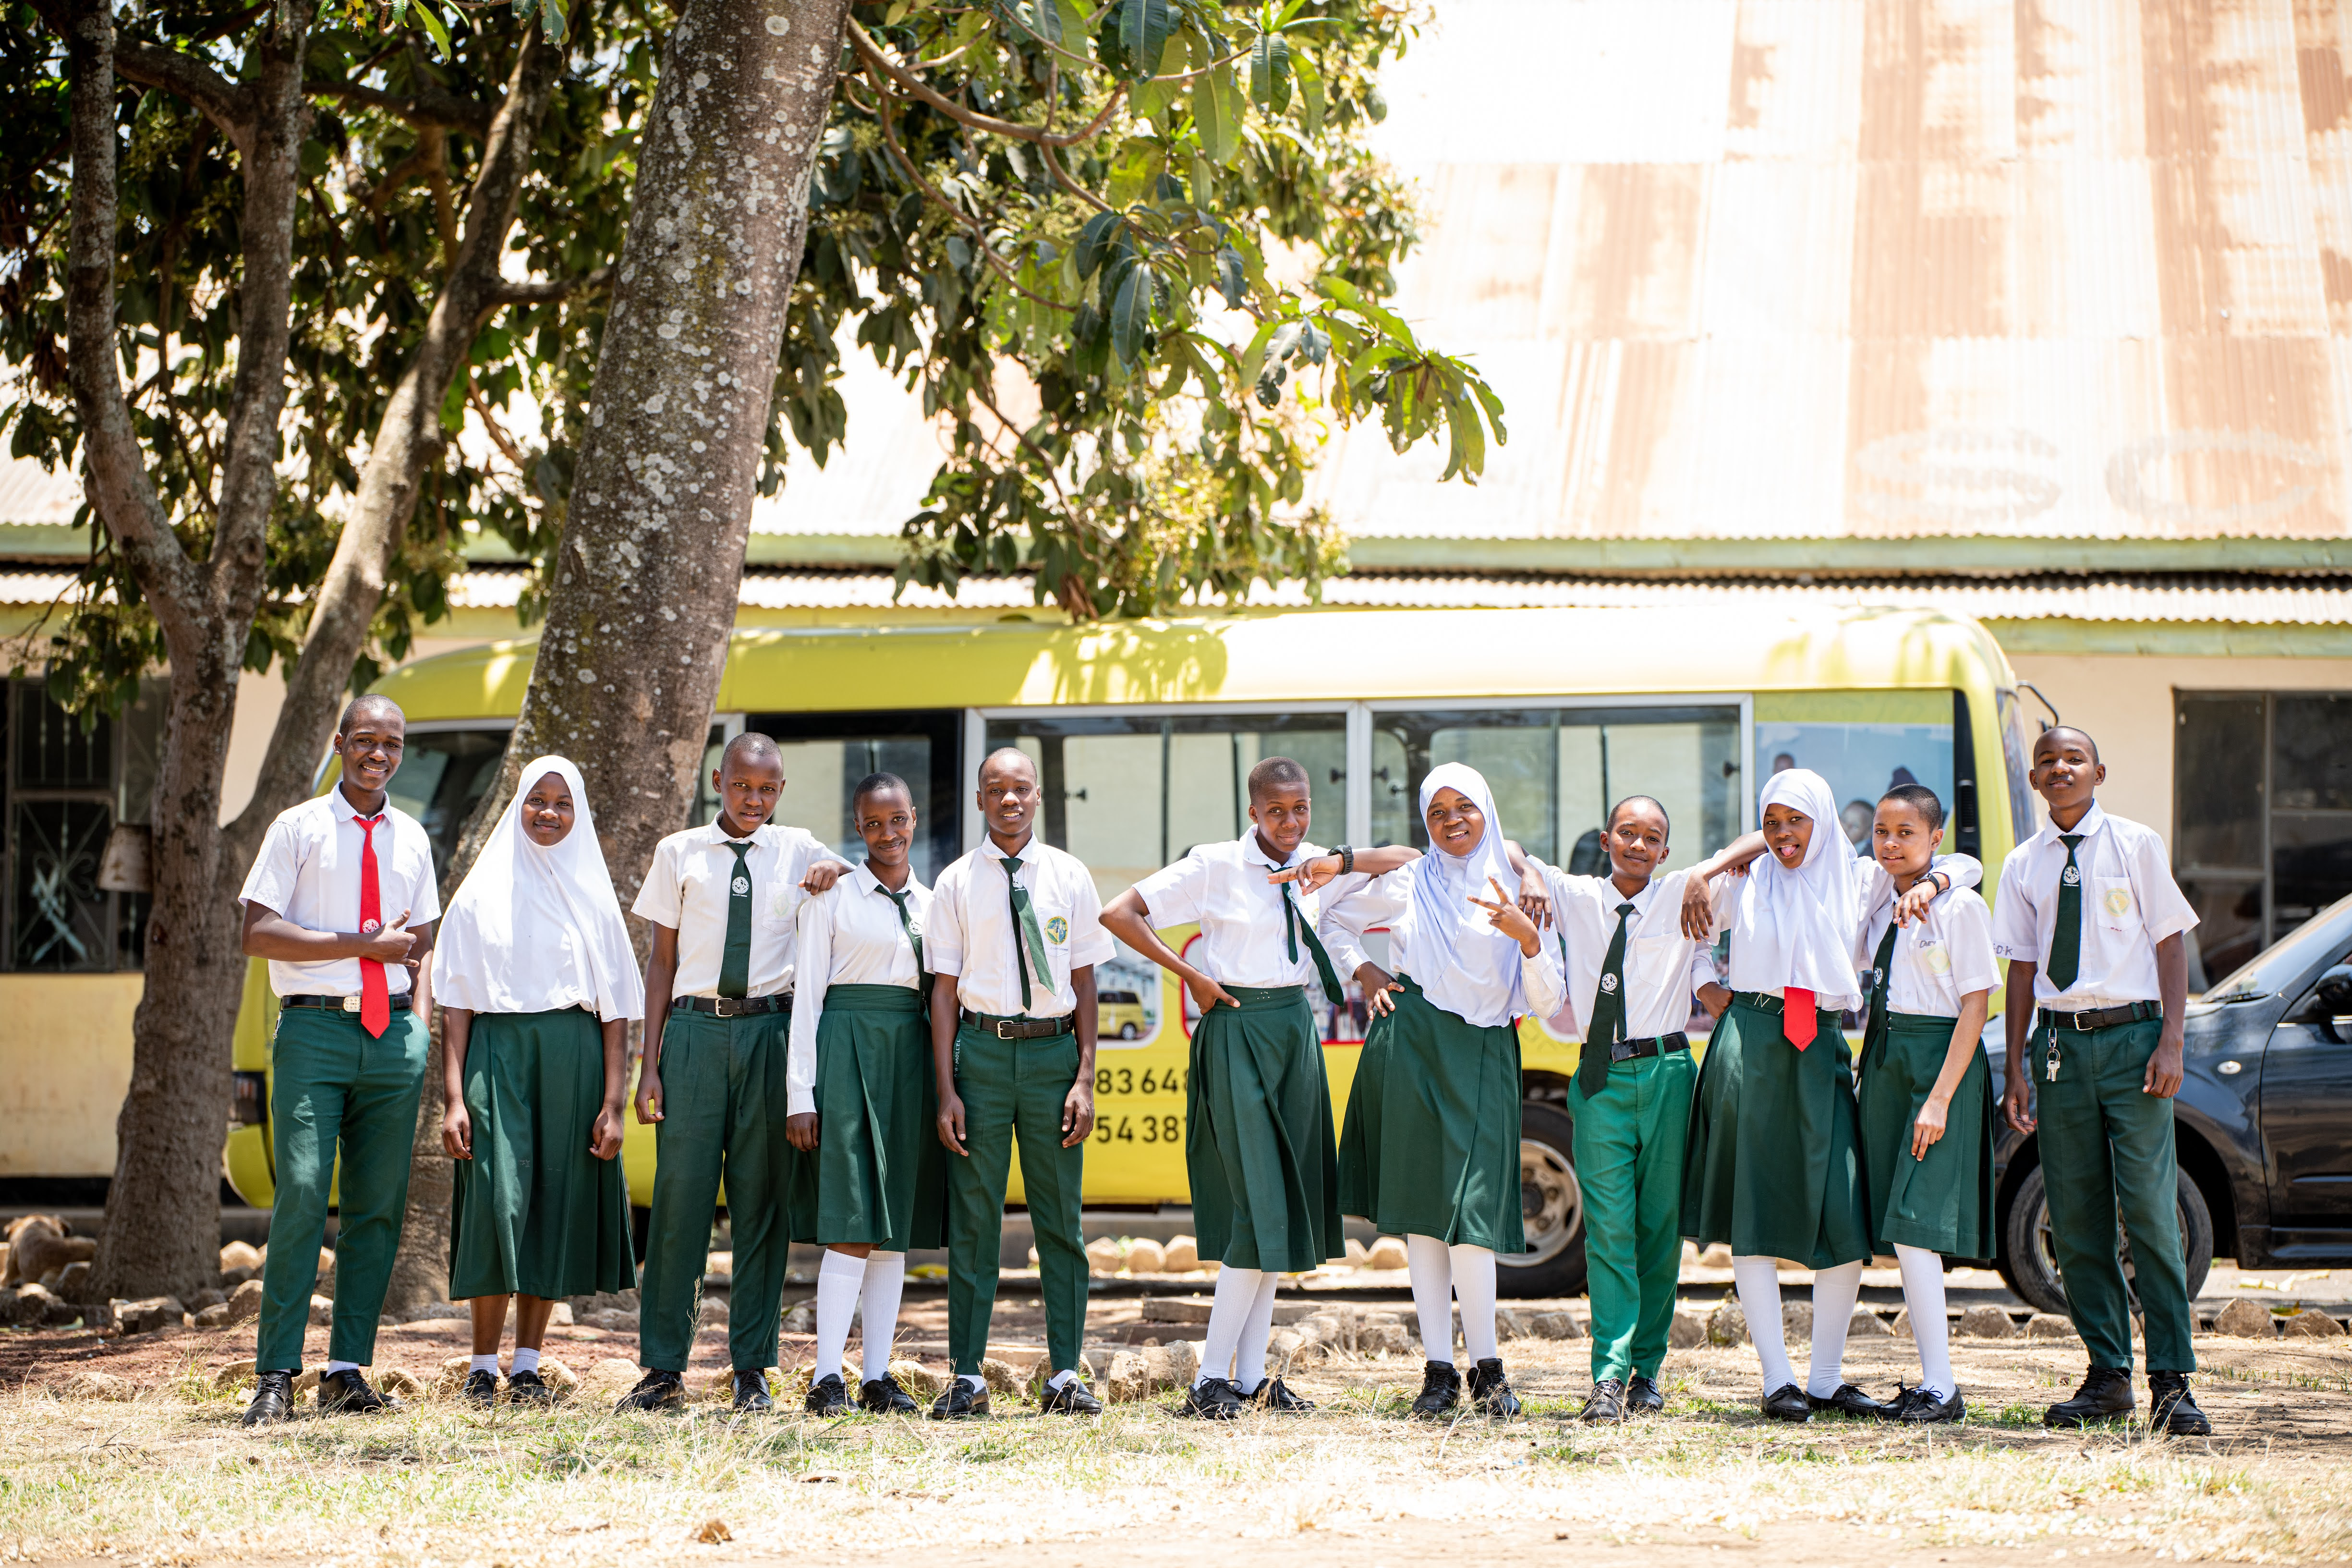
[2104,887,2133,917]
[1046,915,1069,944]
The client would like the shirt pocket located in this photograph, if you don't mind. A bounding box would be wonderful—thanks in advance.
[2091,876,2137,934]
[763,879,803,933]
[1912,937,1953,979]
[1032,895,1076,987]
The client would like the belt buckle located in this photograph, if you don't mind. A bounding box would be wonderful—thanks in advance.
[341,995,361,1014]
[994,1020,1017,1040]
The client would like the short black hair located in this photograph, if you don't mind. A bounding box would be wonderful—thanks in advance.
[719,731,782,772]
[1606,794,1670,837]
[2036,725,2101,764]
[1247,755,1311,803]
[337,693,403,735]
[1879,783,1946,831]
[853,771,913,809]
[979,746,1038,784]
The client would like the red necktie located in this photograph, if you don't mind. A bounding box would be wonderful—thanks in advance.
[1783,986,1817,1050]
[355,813,390,1038]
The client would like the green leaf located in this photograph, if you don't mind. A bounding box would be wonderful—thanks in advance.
[1074,211,1123,280]
[1128,36,1187,122]
[1118,0,1175,82]
[1193,62,1245,164]
[1025,0,1061,45]
[413,0,453,60]
[1290,50,1324,135]
[1104,137,1165,208]
[1249,31,1290,113]
[1110,262,1155,367]
[1214,245,1246,309]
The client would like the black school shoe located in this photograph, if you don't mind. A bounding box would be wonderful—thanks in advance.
[1891,1384,1965,1424]
[1409,1361,1462,1419]
[930,1380,991,1420]
[317,1368,395,1415]
[804,1373,853,1416]
[1761,1384,1812,1423]
[460,1368,499,1408]
[1807,1383,1886,1420]
[507,1369,554,1406]
[2044,1366,2134,1428]
[732,1369,774,1413]
[859,1374,921,1415]
[1246,1377,1314,1413]
[1177,1376,1246,1420]
[615,1369,686,1414]
[1467,1358,1522,1418]
[1040,1377,1103,1415]
[242,1370,295,1427]
[1627,1375,1665,1414]
[1577,1379,1627,1423]
[2149,1373,2211,1436]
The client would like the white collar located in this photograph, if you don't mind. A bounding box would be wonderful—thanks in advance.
[703,818,768,848]
[986,835,1037,868]
[1604,873,1661,917]
[2037,802,2108,849]
[855,862,919,899]
[329,785,389,826]
[1238,831,1304,871]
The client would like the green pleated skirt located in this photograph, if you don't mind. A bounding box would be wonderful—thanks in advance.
[1337,977,1526,1254]
[1680,994,1871,1268]
[787,984,948,1252]
[1857,1011,1998,1259]
[448,1008,637,1301]
[1187,985,1344,1272]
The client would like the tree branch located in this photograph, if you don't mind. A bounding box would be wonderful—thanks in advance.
[30,0,259,158]
[865,81,1076,316]
[307,74,497,137]
[486,267,608,307]
[847,18,1123,147]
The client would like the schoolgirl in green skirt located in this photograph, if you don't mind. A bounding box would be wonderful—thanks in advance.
[434,755,642,1407]
[1320,762,1563,1421]
[783,773,946,1417]
[1853,785,1998,1424]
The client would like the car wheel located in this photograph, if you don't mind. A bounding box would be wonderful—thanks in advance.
[1120,1023,1138,1040]
[1999,1163,2215,1318]
[1497,1100,1587,1298]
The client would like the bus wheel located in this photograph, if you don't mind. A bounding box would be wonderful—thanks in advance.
[1998,1163,2213,1319]
[1119,1023,1138,1040]
[1498,1100,1587,1299]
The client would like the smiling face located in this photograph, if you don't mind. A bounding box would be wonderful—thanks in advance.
[1249,780,1313,860]
[978,750,1040,845]
[711,751,785,836]
[1762,801,1815,868]
[1606,799,1670,884]
[334,702,406,803]
[519,771,575,848]
[2030,727,2103,819]
[1871,797,1940,880]
[1424,786,1487,857]
[856,783,917,871]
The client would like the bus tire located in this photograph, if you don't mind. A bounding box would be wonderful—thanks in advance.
[1998,1162,2214,1319]
[1497,1100,1587,1299]
[1119,1023,1138,1040]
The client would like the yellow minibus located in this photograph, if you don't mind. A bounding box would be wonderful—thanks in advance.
[223,604,2033,1295]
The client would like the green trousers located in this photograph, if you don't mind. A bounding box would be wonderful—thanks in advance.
[639,1005,790,1374]
[258,1005,430,1372]
[946,1022,1089,1376]
[1570,1047,1695,1385]
[2035,1016,2197,1373]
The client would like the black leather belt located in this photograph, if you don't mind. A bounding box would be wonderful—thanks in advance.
[281,994,412,1013]
[962,1010,1074,1039]
[2040,1000,2161,1033]
[674,995,790,1017]
[1611,1031,1689,1063]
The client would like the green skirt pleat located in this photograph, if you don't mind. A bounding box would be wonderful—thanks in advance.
[1336,977,1526,1254]
[1857,1011,1998,1259]
[1187,985,1344,1272]
[1680,995,1872,1268]
[788,984,947,1252]
[448,1008,637,1301]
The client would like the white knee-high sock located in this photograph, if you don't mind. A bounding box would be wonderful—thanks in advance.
[1449,1244,1499,1362]
[1234,1270,1281,1393]
[1405,1234,1456,1362]
[1807,1260,1866,1397]
[812,1249,865,1385]
[858,1252,905,1384]
[1894,1244,1952,1399]
[1197,1264,1265,1386]
[1732,1254,1794,1392]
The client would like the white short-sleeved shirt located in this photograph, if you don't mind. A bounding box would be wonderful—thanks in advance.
[1317,867,1566,1030]
[1859,882,2000,1018]
[1535,863,1734,1041]
[1991,803,2197,1009]
[787,863,931,1116]
[237,787,441,997]
[630,822,849,1000]
[927,837,1114,1018]
[1131,833,1331,990]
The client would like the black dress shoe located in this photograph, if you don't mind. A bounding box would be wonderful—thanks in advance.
[317,1368,393,1415]
[1627,1375,1665,1413]
[507,1369,554,1405]
[1807,1383,1887,1420]
[859,1374,921,1415]
[460,1368,499,1408]
[242,1370,295,1427]
[1040,1377,1103,1415]
[732,1368,774,1413]
[1761,1383,1812,1423]
[1176,1377,1245,1420]
[1894,1384,1964,1424]
[1578,1378,1627,1423]
[2044,1365,2134,1428]
[1245,1377,1314,1413]
[1409,1360,1462,1420]
[930,1379,991,1420]
[2149,1373,2210,1436]
[614,1369,686,1414]
[1467,1358,1522,1418]
[803,1373,852,1416]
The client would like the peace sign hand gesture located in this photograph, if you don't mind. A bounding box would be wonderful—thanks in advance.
[1468,876,1542,956]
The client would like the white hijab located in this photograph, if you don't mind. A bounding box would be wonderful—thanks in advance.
[1398,761,1526,1023]
[431,755,645,1021]
[1727,767,1864,1008]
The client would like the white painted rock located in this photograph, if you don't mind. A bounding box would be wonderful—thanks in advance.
[1364,1237,1409,1271]
[1162,1235,1200,1272]
[219,1240,262,1275]
[1126,1239,1167,1274]
[1085,1238,1123,1275]
[306,1294,334,1327]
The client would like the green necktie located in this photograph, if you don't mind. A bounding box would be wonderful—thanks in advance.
[1001,856,1054,1012]
[1862,917,1898,1070]
[1576,901,1637,1100]
[717,840,755,999]
[1281,881,1344,1006]
[881,882,924,974]
[2046,833,2085,992]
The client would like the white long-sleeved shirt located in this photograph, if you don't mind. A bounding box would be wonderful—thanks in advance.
[1131,833,1332,990]
[1990,804,2197,1009]
[787,864,930,1116]
[1317,868,1565,1030]
[1533,863,1733,1040]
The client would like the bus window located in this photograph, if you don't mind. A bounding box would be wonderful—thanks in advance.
[1753,692,1953,858]
[384,728,509,881]
[742,711,961,884]
[1369,706,1741,865]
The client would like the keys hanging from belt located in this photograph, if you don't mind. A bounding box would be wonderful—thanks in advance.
[2045,1035,2062,1083]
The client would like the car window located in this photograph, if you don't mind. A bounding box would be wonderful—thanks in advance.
[2202,891,2352,1001]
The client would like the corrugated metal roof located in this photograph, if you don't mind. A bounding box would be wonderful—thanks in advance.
[0,459,82,527]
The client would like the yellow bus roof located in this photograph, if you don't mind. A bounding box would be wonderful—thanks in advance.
[373,604,2018,719]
